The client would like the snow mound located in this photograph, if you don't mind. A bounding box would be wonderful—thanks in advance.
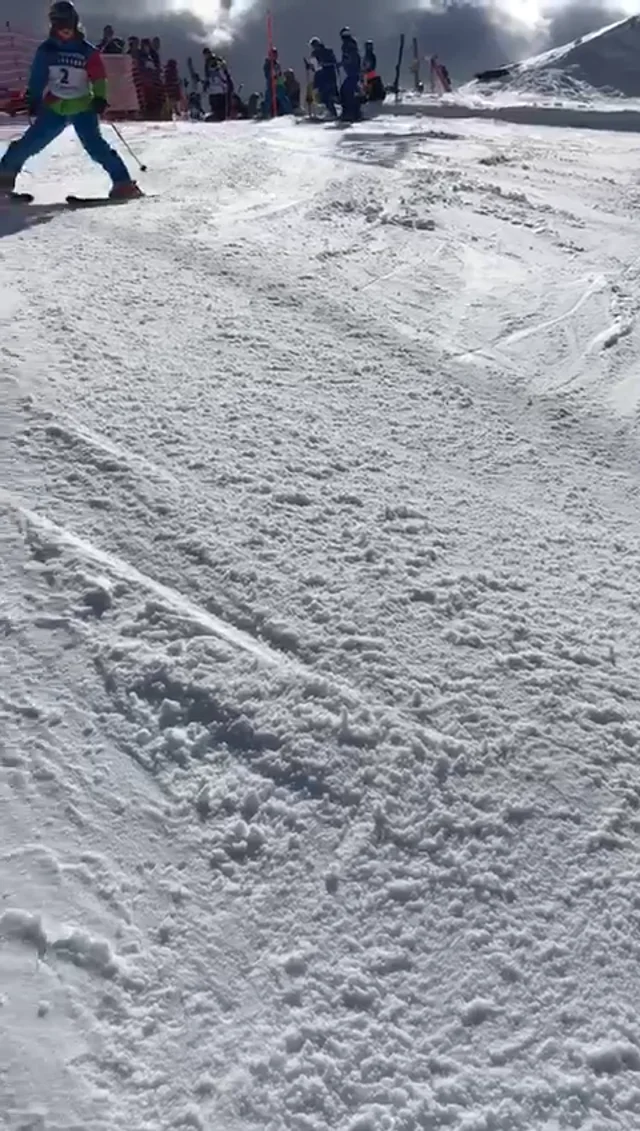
[469,15,640,100]
[0,908,121,976]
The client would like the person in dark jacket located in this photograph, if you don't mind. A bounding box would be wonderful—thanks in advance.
[139,37,160,73]
[339,26,361,121]
[307,37,338,118]
[362,40,376,73]
[362,39,385,103]
[137,37,163,117]
[97,25,124,54]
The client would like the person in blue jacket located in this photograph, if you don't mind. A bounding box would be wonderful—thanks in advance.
[339,27,362,122]
[307,38,338,118]
[0,0,140,198]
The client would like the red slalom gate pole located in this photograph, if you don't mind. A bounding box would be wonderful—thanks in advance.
[267,9,277,118]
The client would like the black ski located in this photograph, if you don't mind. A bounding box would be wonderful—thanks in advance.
[1,192,142,208]
[2,192,34,204]
[66,194,138,208]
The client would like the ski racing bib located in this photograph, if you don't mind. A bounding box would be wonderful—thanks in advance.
[47,56,90,100]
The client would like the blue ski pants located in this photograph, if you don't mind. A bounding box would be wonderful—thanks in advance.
[315,77,338,117]
[263,86,292,117]
[340,74,361,120]
[0,109,131,184]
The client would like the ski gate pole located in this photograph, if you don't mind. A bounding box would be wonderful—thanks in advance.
[393,33,405,102]
[267,9,277,118]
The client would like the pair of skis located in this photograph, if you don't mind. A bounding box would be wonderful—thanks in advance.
[5,192,139,209]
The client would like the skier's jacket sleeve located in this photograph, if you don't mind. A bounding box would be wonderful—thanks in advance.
[28,37,108,117]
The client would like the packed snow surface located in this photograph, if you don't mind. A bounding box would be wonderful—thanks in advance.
[466,14,640,101]
[2,111,640,1131]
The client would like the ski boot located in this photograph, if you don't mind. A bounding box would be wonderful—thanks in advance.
[109,180,143,200]
[0,170,17,197]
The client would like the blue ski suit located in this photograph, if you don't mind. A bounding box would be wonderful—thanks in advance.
[310,43,338,116]
[0,32,131,185]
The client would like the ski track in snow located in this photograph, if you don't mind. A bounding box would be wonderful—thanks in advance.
[2,114,640,1131]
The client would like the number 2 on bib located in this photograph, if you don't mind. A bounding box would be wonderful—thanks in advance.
[48,62,89,99]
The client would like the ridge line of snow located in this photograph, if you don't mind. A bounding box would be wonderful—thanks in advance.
[390,101,640,133]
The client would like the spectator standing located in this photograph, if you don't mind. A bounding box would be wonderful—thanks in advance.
[164,59,182,116]
[362,40,376,74]
[263,47,291,115]
[139,37,159,73]
[362,39,385,102]
[138,36,163,118]
[339,27,362,121]
[204,51,233,120]
[307,37,338,118]
[283,68,300,112]
[97,24,124,54]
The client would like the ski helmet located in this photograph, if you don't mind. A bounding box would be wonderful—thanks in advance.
[309,36,321,48]
[340,27,351,38]
[49,1,79,29]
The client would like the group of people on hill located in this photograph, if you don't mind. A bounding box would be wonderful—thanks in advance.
[304,28,385,121]
[80,20,413,124]
[181,27,387,124]
[0,0,451,204]
[94,24,181,118]
[266,28,385,122]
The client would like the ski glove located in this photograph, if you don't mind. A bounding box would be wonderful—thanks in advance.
[92,96,108,115]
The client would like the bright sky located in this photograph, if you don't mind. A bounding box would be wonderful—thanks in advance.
[179,0,638,39]
[504,0,637,28]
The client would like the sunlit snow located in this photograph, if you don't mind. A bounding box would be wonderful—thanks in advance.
[3,51,640,1131]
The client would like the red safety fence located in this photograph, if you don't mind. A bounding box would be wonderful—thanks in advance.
[0,30,182,119]
[0,28,39,114]
[103,55,140,116]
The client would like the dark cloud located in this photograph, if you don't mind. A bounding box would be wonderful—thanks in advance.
[221,0,536,87]
[543,0,626,48]
[7,1,211,65]
[4,0,629,87]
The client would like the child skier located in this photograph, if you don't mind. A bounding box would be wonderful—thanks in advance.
[0,1,141,199]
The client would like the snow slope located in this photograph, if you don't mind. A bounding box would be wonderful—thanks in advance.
[465,14,640,101]
[3,113,640,1130]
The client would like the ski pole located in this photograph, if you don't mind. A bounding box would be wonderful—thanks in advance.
[110,122,148,172]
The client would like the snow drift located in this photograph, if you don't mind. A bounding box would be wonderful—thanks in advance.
[470,14,640,99]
